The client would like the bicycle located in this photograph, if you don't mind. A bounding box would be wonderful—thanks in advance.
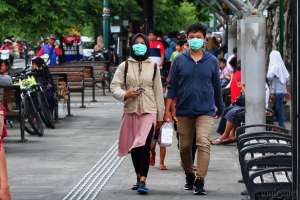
[13,74,44,136]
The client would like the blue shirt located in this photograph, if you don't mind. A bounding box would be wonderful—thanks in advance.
[167,51,224,117]
[42,44,57,66]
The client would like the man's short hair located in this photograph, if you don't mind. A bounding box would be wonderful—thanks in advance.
[177,40,185,47]
[186,23,207,37]
[219,58,227,64]
[233,47,237,54]
[148,30,157,36]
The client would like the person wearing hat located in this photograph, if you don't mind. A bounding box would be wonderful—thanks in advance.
[37,35,60,66]
[0,39,14,66]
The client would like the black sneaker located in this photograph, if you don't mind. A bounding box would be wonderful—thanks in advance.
[193,178,206,195]
[184,173,195,190]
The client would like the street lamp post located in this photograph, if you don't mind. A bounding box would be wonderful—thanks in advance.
[102,0,111,50]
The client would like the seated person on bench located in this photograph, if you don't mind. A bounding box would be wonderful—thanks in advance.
[212,83,270,145]
[0,60,12,86]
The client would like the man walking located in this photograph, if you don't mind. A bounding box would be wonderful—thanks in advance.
[164,23,224,195]
[148,31,165,70]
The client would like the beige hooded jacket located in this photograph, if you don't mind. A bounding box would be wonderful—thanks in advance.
[110,57,165,121]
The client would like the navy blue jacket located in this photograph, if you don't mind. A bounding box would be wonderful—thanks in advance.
[167,50,224,117]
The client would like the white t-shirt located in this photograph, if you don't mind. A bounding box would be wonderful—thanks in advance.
[226,54,235,73]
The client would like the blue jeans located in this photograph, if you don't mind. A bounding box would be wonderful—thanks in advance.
[275,93,286,127]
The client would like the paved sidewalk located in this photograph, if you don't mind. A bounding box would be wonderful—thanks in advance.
[5,95,245,200]
[97,130,244,200]
[5,96,122,200]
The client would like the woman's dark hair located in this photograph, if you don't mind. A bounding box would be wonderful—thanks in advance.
[0,59,10,67]
[229,56,240,72]
[32,57,46,69]
[186,23,207,37]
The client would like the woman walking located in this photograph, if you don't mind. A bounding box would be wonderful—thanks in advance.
[110,33,164,194]
[267,50,289,127]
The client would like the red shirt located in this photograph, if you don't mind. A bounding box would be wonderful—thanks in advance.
[230,70,241,104]
[149,41,165,58]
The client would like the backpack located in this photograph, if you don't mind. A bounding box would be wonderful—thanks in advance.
[124,60,157,89]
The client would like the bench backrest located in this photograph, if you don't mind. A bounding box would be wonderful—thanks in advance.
[0,86,21,117]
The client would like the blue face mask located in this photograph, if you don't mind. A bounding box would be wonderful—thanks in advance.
[132,43,147,56]
[188,38,204,51]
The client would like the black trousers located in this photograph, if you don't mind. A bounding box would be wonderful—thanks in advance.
[131,126,154,177]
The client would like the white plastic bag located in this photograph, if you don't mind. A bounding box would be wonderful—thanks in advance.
[160,122,174,147]
[58,100,67,119]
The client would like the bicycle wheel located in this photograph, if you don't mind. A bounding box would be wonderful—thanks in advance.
[22,100,36,136]
[23,94,44,136]
[37,89,55,129]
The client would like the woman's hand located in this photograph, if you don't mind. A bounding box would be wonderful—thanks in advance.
[156,121,164,130]
[0,186,11,200]
[124,90,140,101]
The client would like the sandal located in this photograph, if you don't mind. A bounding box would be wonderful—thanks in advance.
[160,165,168,170]
[211,137,230,145]
[226,137,237,143]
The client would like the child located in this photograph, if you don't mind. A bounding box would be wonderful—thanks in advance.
[150,81,168,170]
[219,58,231,88]
[169,40,185,65]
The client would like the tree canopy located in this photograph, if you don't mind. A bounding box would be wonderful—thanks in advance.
[0,0,211,42]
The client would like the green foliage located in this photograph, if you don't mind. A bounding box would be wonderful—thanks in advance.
[154,0,211,34]
[0,0,211,42]
[0,0,85,42]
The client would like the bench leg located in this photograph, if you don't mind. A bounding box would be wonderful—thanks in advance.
[80,90,86,108]
[108,72,112,93]
[67,93,72,116]
[91,83,97,102]
[54,99,59,121]
[102,80,106,96]
[19,108,27,143]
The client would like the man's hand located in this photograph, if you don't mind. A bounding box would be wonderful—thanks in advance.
[124,90,140,100]
[164,111,173,122]
[213,113,221,119]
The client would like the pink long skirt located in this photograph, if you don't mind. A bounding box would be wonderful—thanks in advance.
[118,113,156,157]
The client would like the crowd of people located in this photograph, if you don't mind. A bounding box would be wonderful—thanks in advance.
[110,22,290,196]
[0,20,290,198]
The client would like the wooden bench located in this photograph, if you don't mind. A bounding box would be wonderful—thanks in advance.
[59,61,112,97]
[0,85,26,142]
[49,67,88,108]
[91,62,110,96]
